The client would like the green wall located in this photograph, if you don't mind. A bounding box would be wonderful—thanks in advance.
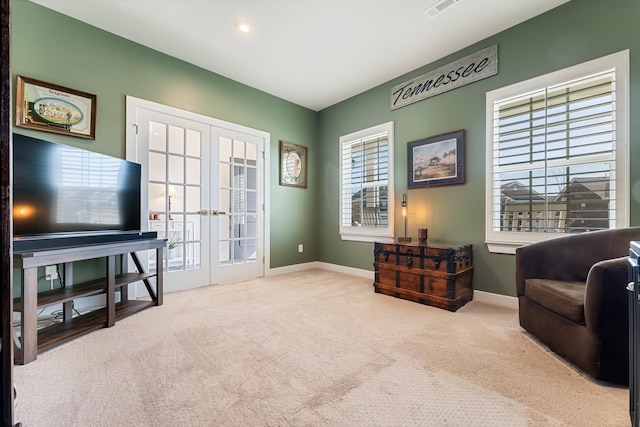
[12,0,640,298]
[11,0,319,281]
[317,0,640,296]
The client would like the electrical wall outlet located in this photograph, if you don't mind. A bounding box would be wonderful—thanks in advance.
[45,265,58,280]
[298,244,303,253]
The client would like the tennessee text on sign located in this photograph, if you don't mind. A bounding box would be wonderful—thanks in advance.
[390,44,498,110]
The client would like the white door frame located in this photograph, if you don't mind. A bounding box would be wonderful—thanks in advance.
[125,96,271,287]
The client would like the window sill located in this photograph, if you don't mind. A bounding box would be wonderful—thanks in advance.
[485,232,580,254]
[340,231,394,243]
[485,241,522,255]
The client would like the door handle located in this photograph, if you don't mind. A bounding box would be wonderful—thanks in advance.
[196,209,227,216]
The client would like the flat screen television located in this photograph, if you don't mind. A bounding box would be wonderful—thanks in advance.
[13,133,148,251]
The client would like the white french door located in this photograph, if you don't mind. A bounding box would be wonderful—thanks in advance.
[126,97,267,293]
[137,108,210,292]
[211,128,264,283]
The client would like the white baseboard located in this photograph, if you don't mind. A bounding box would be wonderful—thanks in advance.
[267,261,323,276]
[269,262,517,309]
[313,262,374,279]
[268,261,374,279]
[472,290,518,309]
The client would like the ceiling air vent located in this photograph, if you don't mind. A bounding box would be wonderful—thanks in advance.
[423,0,461,19]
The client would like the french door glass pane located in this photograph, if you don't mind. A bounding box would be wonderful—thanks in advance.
[149,152,166,181]
[149,183,165,212]
[185,129,200,157]
[247,143,257,165]
[149,121,166,151]
[234,140,245,160]
[168,125,185,154]
[168,155,184,183]
[185,186,200,212]
[247,215,257,238]
[186,158,200,184]
[246,191,257,213]
[220,137,232,161]
[247,239,257,260]
[247,167,257,190]
[219,163,230,187]
[219,215,230,240]
[219,241,231,263]
[219,188,231,213]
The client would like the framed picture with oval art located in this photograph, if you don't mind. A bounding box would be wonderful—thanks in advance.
[279,140,308,188]
[408,129,465,188]
[15,75,97,140]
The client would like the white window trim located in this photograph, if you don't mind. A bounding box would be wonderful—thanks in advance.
[485,50,629,254]
[339,121,394,243]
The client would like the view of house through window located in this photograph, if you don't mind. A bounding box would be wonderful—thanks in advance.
[339,121,394,242]
[486,51,628,253]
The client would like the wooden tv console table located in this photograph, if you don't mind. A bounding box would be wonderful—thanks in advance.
[13,238,165,365]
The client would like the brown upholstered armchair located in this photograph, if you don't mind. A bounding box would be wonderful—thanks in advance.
[516,227,640,384]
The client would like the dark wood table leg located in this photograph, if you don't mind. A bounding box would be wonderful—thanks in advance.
[19,267,38,365]
[120,253,129,305]
[63,263,73,322]
[156,247,163,306]
[106,255,115,327]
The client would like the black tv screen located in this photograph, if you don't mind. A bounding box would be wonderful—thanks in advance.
[12,133,142,240]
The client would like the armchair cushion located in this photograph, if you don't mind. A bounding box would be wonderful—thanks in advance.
[524,279,585,324]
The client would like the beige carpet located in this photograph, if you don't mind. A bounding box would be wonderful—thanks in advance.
[14,269,628,426]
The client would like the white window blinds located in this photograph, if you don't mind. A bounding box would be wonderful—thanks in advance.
[491,69,618,234]
[339,122,394,242]
[487,49,628,252]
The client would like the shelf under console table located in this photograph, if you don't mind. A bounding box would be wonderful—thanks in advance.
[373,241,473,312]
[13,237,166,365]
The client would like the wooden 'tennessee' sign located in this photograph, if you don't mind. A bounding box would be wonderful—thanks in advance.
[390,44,498,110]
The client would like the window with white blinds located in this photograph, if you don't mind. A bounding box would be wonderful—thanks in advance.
[485,51,629,254]
[339,121,394,242]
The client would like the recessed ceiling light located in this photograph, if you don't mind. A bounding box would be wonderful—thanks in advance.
[237,22,250,33]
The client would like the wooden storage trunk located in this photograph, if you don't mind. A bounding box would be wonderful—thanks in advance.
[373,242,473,311]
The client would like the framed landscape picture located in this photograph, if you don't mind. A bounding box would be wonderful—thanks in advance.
[408,129,465,188]
[15,75,97,139]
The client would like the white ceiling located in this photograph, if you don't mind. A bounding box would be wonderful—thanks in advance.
[29,0,570,111]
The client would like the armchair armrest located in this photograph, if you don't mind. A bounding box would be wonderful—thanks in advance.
[584,256,629,336]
